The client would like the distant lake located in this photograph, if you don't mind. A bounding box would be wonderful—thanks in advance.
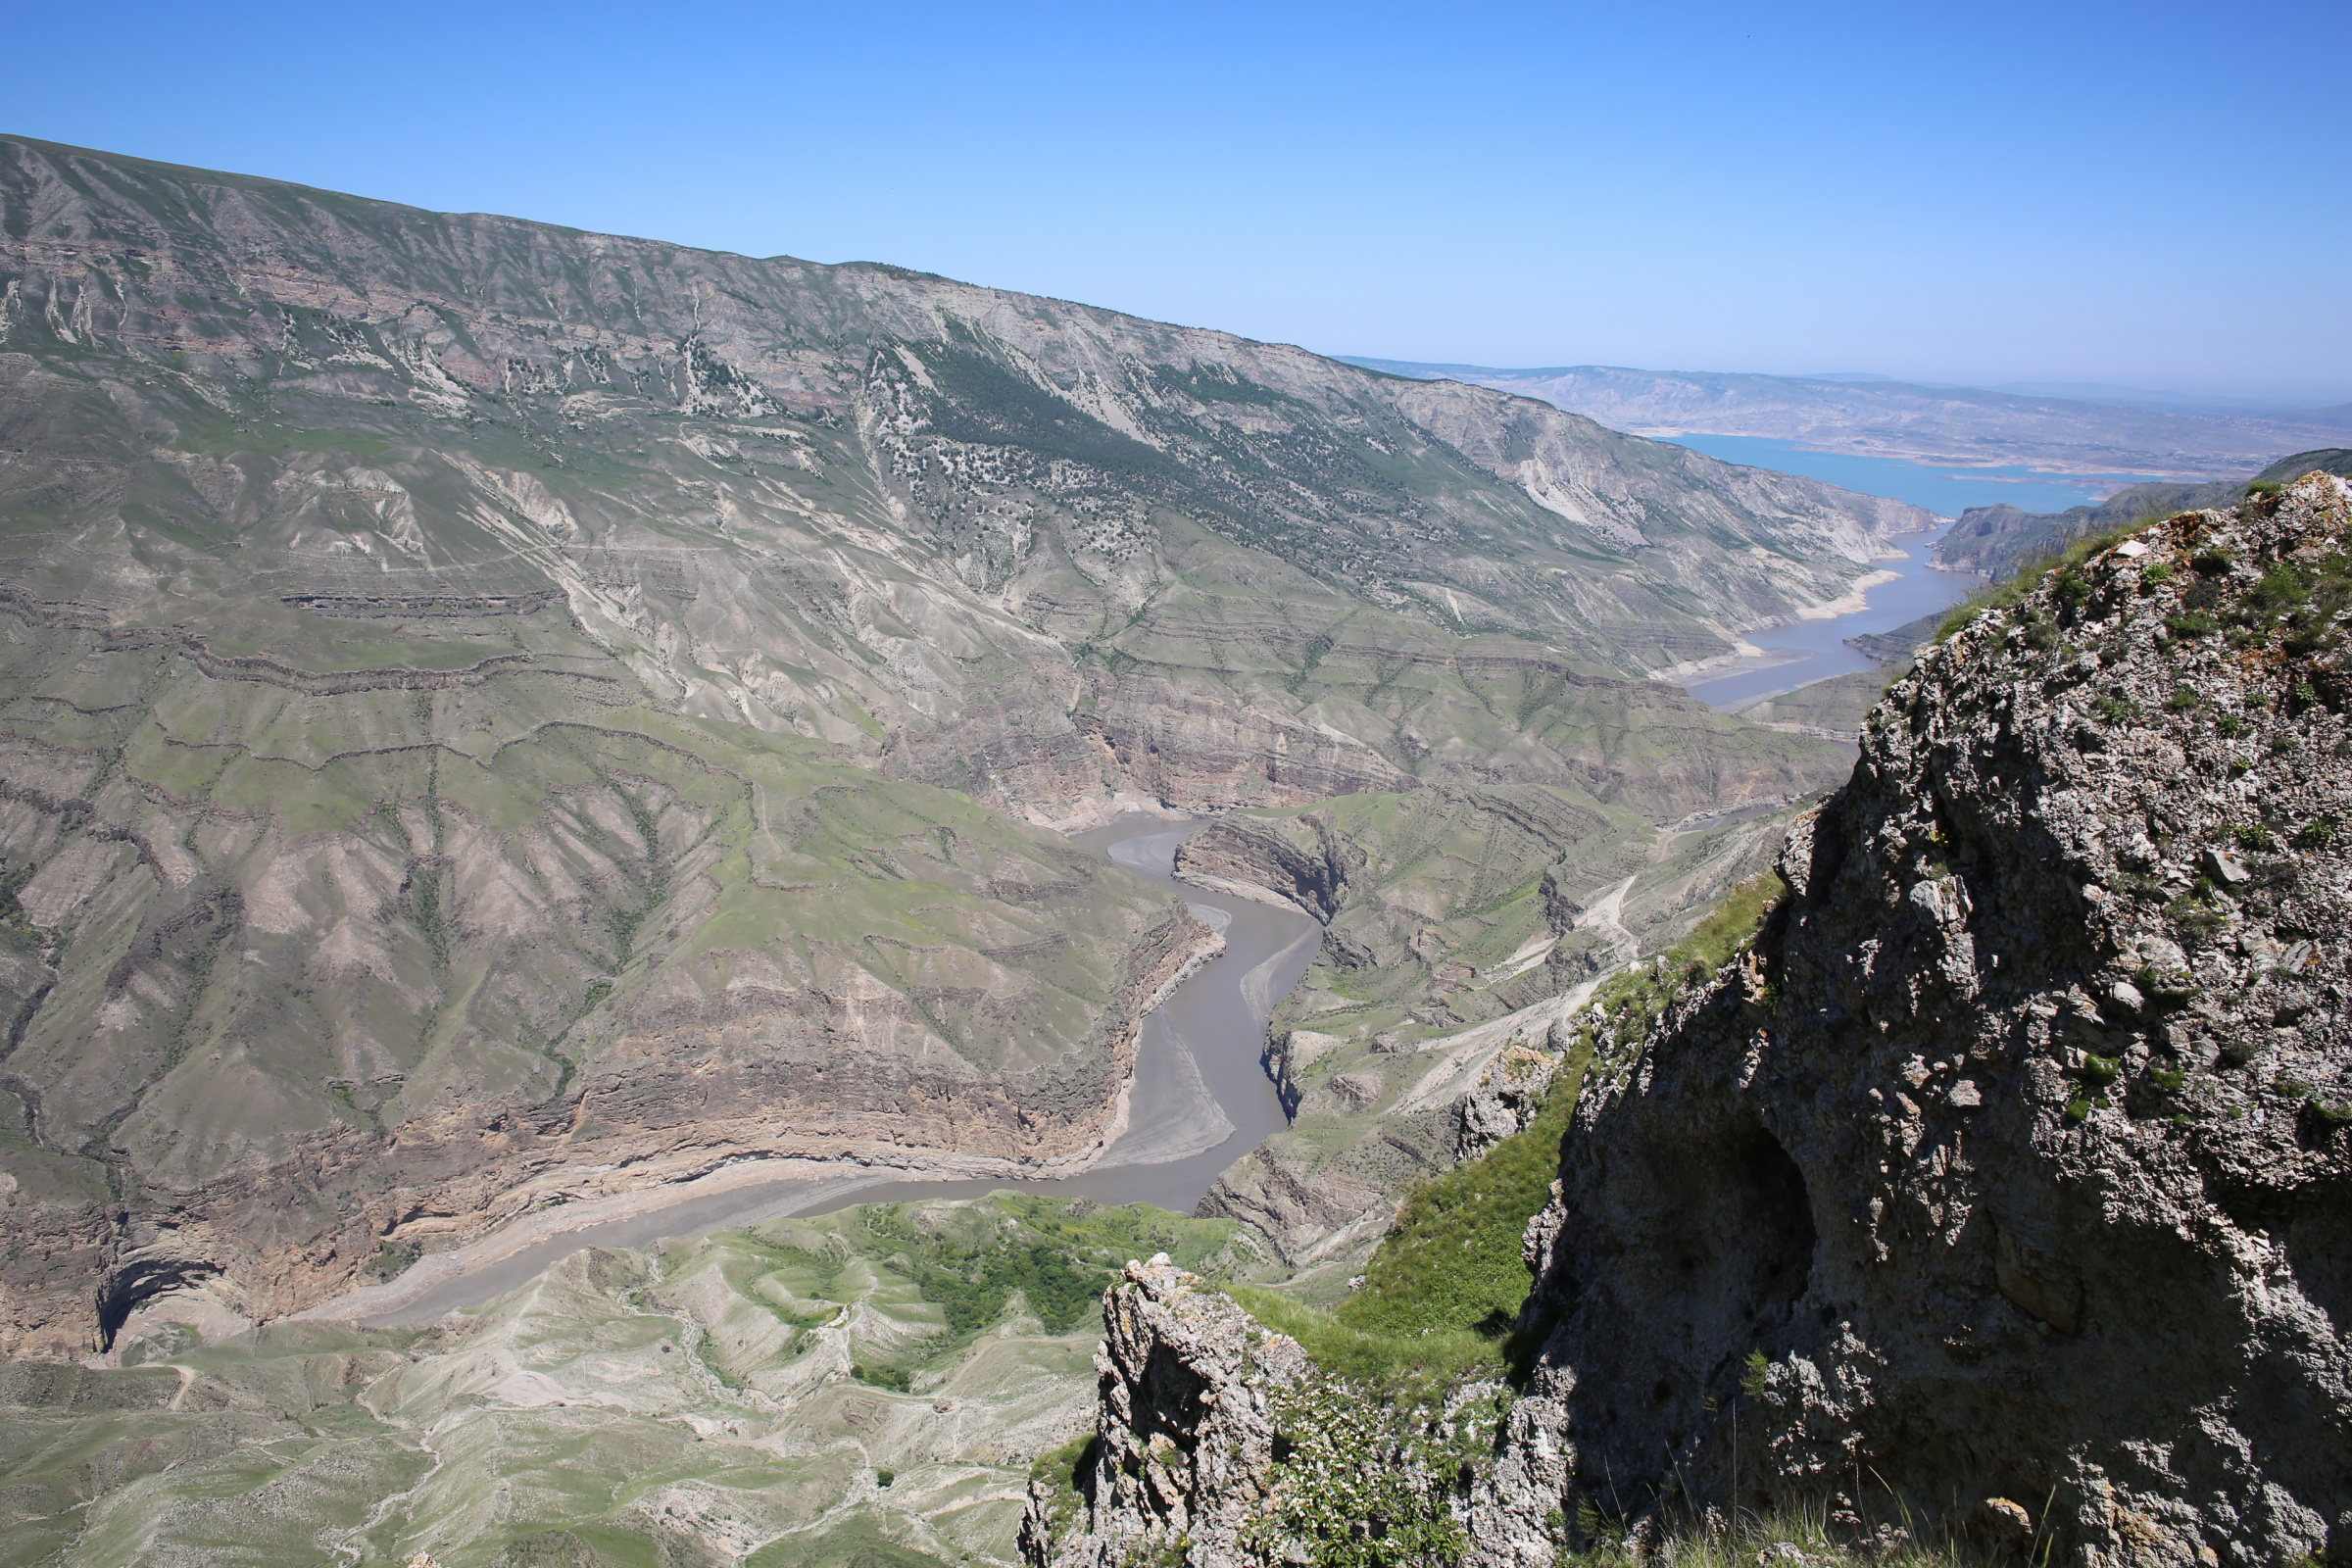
[1663,432,2180,517]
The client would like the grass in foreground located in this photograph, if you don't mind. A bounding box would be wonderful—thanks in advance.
[1228,871,1784,1389]
[1564,1500,2008,1568]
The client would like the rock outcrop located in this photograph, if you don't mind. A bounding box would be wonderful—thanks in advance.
[1453,1040,1564,1161]
[1022,1256,1307,1568]
[1483,471,2352,1566]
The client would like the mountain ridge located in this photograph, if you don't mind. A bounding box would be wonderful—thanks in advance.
[0,134,1919,1358]
[1343,357,2352,478]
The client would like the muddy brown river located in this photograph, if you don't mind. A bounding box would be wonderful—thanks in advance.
[344,814,1317,1327]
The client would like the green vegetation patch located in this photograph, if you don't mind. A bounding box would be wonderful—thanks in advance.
[1333,1036,1589,1349]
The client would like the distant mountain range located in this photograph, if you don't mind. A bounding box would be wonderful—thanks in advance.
[1343,359,2352,480]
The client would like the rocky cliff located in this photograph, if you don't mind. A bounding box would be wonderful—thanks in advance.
[1483,470,2352,1566]
[1021,1257,1310,1568]
[1036,472,2352,1568]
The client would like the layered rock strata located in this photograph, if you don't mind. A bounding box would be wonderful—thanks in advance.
[0,132,1893,1360]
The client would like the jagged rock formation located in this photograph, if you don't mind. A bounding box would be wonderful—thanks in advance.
[1031,473,2352,1568]
[1452,1041,1563,1161]
[1021,1256,1308,1568]
[1480,471,2352,1566]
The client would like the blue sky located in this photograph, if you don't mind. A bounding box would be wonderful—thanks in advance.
[10,1,2346,402]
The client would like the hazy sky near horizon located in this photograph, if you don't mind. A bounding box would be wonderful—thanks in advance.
[10,1,2346,402]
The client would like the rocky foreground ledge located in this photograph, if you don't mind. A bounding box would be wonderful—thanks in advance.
[1031,473,2352,1568]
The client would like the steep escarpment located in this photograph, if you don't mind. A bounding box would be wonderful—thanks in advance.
[1483,471,2352,1566]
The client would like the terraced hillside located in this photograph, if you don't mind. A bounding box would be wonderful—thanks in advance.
[0,135,1914,1359]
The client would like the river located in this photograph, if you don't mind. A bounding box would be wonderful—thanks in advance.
[322,466,1974,1326]
[1673,522,1970,710]
[336,816,1316,1327]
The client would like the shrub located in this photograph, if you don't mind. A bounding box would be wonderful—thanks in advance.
[2165,613,2216,638]
[853,1361,912,1393]
[1248,1382,1469,1568]
[367,1239,421,1281]
[2139,562,2175,587]
[2293,817,2336,849]
[1933,523,2142,643]
[2166,687,2201,712]
[2094,695,2139,725]
[2235,824,2278,853]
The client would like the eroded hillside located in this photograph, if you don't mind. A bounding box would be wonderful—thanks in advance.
[0,134,1906,1359]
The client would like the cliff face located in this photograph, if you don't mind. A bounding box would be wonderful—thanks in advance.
[1486,471,2352,1566]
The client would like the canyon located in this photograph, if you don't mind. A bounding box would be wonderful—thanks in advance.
[1029,471,2352,1568]
[0,133,1915,1362]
